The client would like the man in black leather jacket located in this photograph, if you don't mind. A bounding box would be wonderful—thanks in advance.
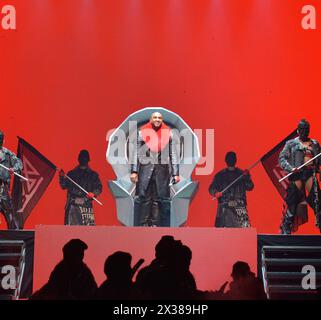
[130,112,180,227]
[279,119,321,234]
[0,131,23,229]
[209,151,254,228]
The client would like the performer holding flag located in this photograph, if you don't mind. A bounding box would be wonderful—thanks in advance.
[59,150,102,226]
[12,138,103,228]
[0,130,23,229]
[209,151,254,228]
[279,119,321,234]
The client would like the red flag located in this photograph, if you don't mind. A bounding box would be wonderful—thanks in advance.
[261,130,297,199]
[261,130,307,231]
[12,137,57,228]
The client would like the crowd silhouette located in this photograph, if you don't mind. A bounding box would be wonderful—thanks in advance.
[30,236,267,300]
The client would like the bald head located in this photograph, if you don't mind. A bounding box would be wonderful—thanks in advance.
[150,112,163,129]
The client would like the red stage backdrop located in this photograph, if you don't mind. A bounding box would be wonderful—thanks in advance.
[1,1,321,234]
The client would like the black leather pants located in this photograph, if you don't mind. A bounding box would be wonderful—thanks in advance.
[0,183,19,230]
[306,182,321,230]
[281,177,321,234]
[134,173,171,227]
[280,183,301,234]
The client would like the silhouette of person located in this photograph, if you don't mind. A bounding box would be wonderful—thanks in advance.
[96,251,143,300]
[135,235,197,299]
[30,239,97,300]
[135,235,175,298]
[173,245,197,297]
[224,261,266,300]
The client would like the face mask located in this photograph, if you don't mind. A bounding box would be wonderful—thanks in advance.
[78,150,90,166]
[298,122,310,141]
[78,157,89,166]
[225,153,237,167]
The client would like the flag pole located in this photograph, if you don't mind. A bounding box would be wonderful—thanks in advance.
[0,163,28,181]
[212,159,260,200]
[57,168,103,206]
[279,151,321,183]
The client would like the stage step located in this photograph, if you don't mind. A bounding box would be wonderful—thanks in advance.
[263,246,321,252]
[267,272,321,279]
[264,258,321,266]
[261,245,321,300]
[0,240,26,300]
[268,285,318,294]
[0,295,15,300]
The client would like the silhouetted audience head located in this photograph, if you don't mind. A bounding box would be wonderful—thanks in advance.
[224,261,266,300]
[231,261,254,281]
[155,236,175,260]
[62,239,88,264]
[96,251,138,300]
[154,235,183,266]
[104,251,132,283]
[135,235,197,300]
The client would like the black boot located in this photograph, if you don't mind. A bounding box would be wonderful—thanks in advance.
[316,213,321,233]
[280,210,294,235]
[150,200,160,227]
[280,184,301,235]
[307,186,321,233]
[4,212,19,230]
[159,199,171,227]
[134,197,153,226]
[2,201,20,230]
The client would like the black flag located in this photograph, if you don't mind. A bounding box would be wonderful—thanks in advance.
[12,137,57,228]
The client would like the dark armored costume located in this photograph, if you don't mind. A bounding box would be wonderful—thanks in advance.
[59,153,102,226]
[0,144,23,229]
[209,167,254,228]
[279,122,321,234]
[131,122,179,227]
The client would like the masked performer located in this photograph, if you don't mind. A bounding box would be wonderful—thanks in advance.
[0,131,23,229]
[279,119,321,234]
[59,150,102,226]
[209,151,254,228]
[130,112,180,227]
